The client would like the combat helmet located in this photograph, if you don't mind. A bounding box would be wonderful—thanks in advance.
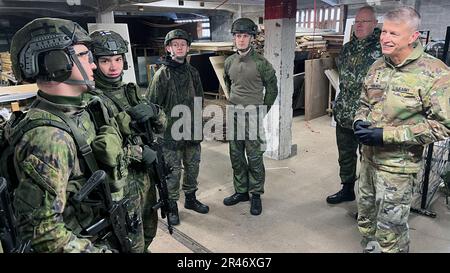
[231,18,258,36]
[164,29,192,47]
[90,30,129,71]
[10,17,93,89]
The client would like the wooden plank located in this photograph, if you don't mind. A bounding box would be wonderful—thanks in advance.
[0,83,38,95]
[209,56,229,100]
[190,42,234,52]
[304,57,335,121]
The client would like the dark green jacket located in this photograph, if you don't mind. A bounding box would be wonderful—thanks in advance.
[147,58,203,142]
[334,28,382,129]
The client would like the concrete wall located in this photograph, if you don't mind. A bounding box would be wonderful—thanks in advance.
[417,0,450,40]
[208,10,234,42]
[208,7,264,42]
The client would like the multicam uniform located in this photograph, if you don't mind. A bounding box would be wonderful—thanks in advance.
[334,29,382,186]
[224,47,277,195]
[354,42,450,253]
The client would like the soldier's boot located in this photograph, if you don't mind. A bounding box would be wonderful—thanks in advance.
[326,183,355,204]
[168,200,180,226]
[363,241,381,253]
[184,191,209,214]
[223,192,250,206]
[250,194,262,216]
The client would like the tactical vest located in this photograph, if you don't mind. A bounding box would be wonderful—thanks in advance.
[93,83,146,147]
[0,98,111,242]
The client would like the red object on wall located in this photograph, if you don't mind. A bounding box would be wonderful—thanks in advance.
[264,0,297,20]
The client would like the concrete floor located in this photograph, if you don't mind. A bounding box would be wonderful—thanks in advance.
[149,115,450,253]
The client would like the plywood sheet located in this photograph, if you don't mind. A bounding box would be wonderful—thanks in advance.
[304,58,335,121]
[209,56,229,100]
[324,69,339,90]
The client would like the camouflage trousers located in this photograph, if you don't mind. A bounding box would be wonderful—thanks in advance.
[228,109,266,195]
[125,169,158,253]
[162,141,201,200]
[336,123,360,185]
[229,139,265,195]
[357,157,415,253]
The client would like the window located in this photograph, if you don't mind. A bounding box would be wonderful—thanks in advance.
[296,6,344,32]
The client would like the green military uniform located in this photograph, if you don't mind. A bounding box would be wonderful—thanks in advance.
[334,29,382,187]
[6,17,130,253]
[12,92,112,253]
[224,47,277,196]
[88,30,165,252]
[148,57,203,200]
[354,42,450,253]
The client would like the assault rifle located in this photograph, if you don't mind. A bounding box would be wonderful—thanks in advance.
[142,120,174,235]
[74,170,132,253]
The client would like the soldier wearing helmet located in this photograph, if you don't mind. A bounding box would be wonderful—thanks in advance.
[222,18,278,216]
[7,18,125,252]
[88,30,166,252]
[147,29,209,226]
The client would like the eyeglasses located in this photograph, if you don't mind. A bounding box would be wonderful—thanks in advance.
[355,20,374,24]
[75,50,94,63]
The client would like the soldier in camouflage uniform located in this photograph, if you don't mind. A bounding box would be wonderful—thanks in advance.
[354,7,450,253]
[7,18,125,252]
[223,18,278,216]
[88,30,165,252]
[147,29,209,226]
[326,6,382,204]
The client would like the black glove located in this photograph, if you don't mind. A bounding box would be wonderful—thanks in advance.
[142,145,157,168]
[353,120,372,132]
[354,123,384,146]
[126,103,158,123]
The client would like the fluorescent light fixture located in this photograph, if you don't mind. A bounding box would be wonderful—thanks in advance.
[174,18,209,23]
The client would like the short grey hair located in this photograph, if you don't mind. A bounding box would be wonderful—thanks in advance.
[358,5,377,21]
[384,6,421,31]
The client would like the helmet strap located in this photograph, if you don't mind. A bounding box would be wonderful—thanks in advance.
[64,46,95,91]
[168,50,187,63]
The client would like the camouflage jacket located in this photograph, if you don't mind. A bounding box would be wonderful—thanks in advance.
[147,57,203,143]
[89,81,166,173]
[12,91,109,253]
[334,28,382,129]
[354,42,450,173]
[224,47,278,110]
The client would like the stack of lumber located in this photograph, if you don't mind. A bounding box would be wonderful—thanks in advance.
[251,29,265,55]
[296,35,327,51]
[0,52,12,73]
[322,35,344,54]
